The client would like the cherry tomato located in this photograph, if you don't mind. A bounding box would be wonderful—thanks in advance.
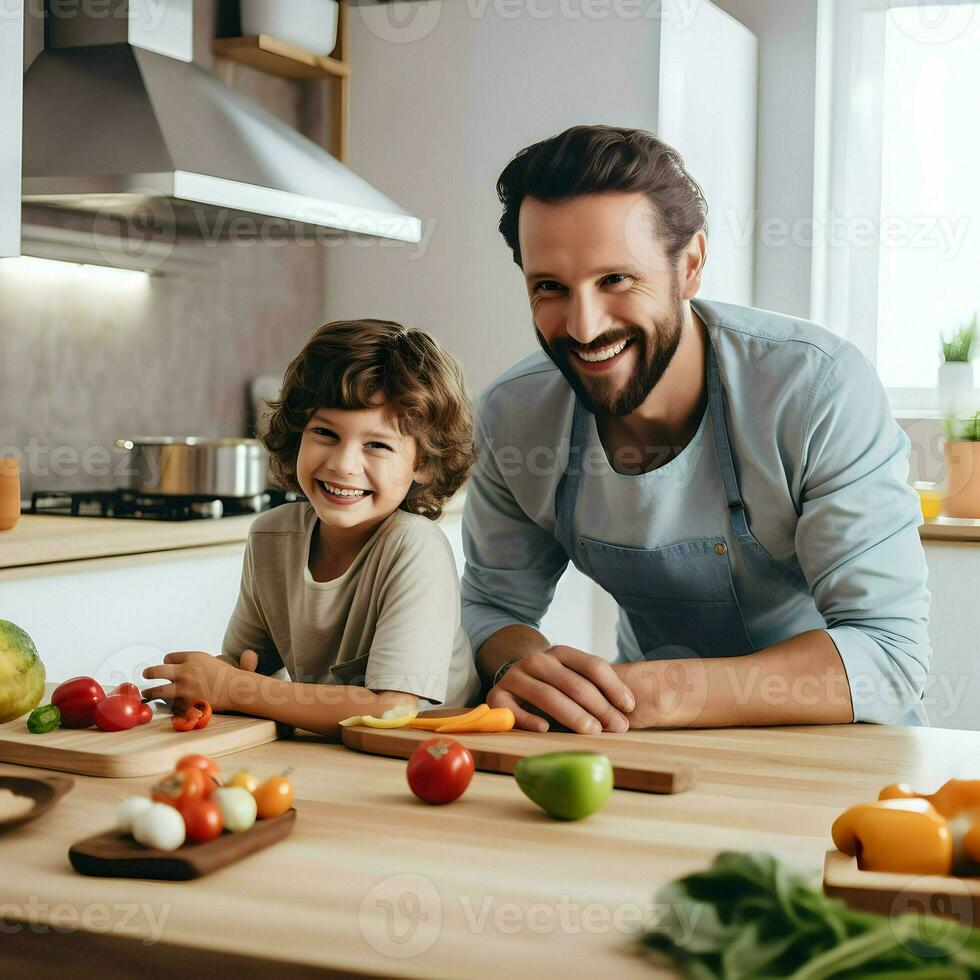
[152,766,212,808]
[253,773,294,819]
[93,694,140,732]
[51,676,106,728]
[177,797,223,843]
[176,754,221,785]
[226,770,259,794]
[406,737,474,805]
[137,703,153,725]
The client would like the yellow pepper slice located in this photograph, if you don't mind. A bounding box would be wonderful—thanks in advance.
[406,703,490,731]
[832,797,953,875]
[339,704,419,729]
[435,707,516,734]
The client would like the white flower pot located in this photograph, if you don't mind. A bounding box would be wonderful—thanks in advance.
[937,361,976,418]
[240,0,339,56]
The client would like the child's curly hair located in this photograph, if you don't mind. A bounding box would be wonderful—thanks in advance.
[263,319,475,521]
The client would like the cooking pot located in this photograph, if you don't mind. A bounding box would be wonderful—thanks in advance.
[115,437,269,498]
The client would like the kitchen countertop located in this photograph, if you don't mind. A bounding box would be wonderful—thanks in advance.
[919,516,980,543]
[2,495,971,574]
[0,492,469,571]
[1,722,977,977]
[0,514,261,570]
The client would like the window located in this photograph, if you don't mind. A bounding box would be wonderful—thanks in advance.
[812,0,980,410]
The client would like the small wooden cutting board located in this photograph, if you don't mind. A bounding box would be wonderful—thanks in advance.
[342,723,697,794]
[0,684,279,778]
[823,849,980,921]
[69,809,297,880]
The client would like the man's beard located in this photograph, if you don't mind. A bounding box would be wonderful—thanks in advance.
[536,293,685,417]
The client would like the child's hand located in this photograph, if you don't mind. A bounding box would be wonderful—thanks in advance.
[143,651,250,714]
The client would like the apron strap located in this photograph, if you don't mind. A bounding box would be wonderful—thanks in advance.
[706,340,753,543]
[554,397,590,560]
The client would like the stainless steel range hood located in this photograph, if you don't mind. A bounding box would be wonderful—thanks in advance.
[21,1,421,244]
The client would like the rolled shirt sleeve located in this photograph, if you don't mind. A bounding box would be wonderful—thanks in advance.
[461,415,570,655]
[795,344,931,724]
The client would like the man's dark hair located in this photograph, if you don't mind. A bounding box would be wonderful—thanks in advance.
[497,125,708,267]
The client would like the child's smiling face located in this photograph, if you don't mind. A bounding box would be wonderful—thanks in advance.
[296,402,426,533]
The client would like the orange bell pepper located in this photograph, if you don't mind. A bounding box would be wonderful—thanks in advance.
[832,797,953,875]
[879,778,980,819]
[435,707,516,734]
[407,704,490,731]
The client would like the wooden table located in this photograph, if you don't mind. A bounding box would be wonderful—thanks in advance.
[1,723,976,978]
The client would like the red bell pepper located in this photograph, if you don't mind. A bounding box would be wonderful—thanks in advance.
[51,676,106,728]
[171,700,212,732]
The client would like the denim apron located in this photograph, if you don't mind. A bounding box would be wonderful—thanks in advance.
[553,338,817,664]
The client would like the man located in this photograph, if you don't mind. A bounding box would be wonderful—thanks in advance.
[461,125,930,733]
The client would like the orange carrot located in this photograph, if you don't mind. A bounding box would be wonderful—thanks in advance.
[435,707,515,734]
[407,704,490,731]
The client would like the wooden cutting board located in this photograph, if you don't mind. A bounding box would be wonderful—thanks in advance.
[823,849,980,921]
[0,684,279,778]
[69,808,297,880]
[342,722,697,794]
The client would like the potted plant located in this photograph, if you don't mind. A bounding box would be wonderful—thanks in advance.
[943,411,980,519]
[938,314,977,417]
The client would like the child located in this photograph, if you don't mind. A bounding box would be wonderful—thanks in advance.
[143,319,481,737]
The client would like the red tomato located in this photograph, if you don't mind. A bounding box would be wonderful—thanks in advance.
[51,676,106,728]
[178,797,223,843]
[93,694,140,732]
[137,703,153,725]
[112,682,142,704]
[406,737,474,805]
[176,754,221,788]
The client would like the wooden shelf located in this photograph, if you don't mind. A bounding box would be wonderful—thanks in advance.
[212,3,351,163]
[211,35,350,80]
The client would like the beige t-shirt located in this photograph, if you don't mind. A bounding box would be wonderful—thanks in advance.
[220,503,481,706]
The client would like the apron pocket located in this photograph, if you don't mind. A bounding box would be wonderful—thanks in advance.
[580,535,753,658]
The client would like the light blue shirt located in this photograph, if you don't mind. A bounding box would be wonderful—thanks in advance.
[461,298,931,724]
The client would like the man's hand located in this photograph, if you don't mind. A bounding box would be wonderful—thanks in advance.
[143,650,257,713]
[486,645,636,735]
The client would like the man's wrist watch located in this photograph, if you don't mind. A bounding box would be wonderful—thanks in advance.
[491,657,523,688]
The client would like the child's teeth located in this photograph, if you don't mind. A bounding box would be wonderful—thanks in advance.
[322,482,366,497]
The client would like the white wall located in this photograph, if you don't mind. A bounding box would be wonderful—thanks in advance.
[711,0,820,318]
[658,2,757,306]
[326,0,758,396]
[325,0,663,395]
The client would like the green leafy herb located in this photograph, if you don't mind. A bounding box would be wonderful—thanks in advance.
[945,412,980,443]
[942,315,978,363]
[640,851,980,978]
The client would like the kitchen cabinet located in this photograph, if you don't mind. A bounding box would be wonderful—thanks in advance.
[0,544,248,688]
[0,0,23,258]
[920,539,980,731]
